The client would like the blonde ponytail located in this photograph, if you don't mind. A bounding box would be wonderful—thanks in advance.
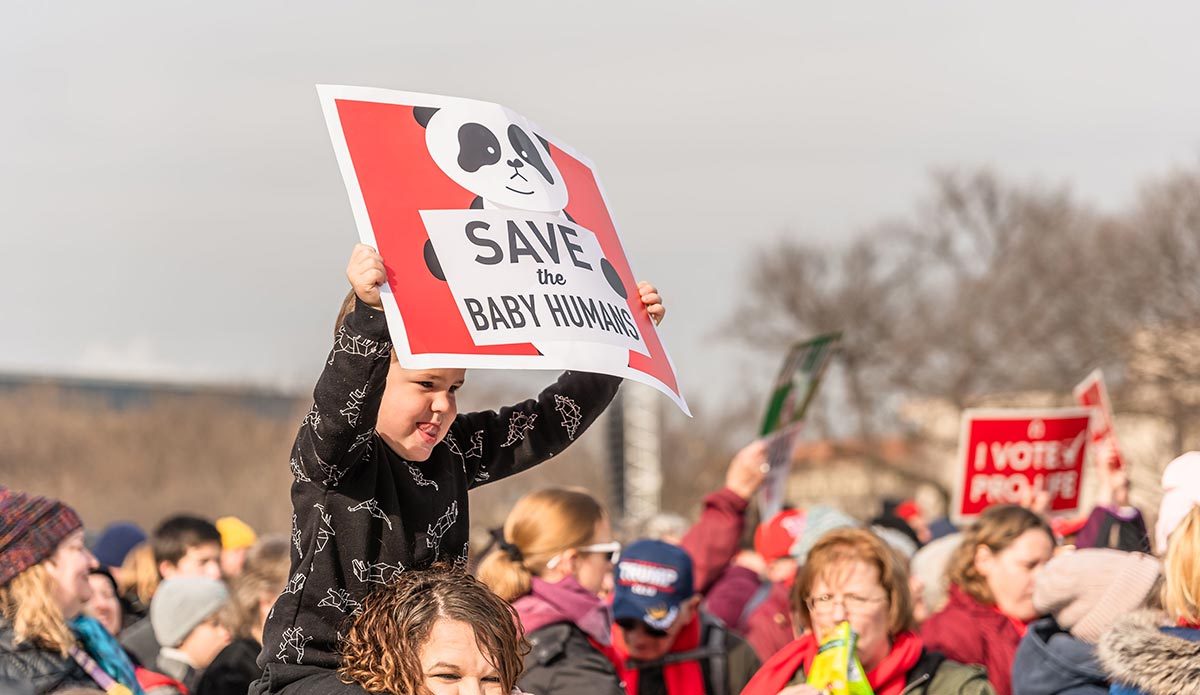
[476,488,605,602]
[476,544,534,603]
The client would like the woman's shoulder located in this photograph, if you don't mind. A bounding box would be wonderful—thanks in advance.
[1098,610,1200,695]
[924,587,1009,634]
[525,622,599,664]
[0,632,93,693]
[904,649,994,695]
[521,623,623,695]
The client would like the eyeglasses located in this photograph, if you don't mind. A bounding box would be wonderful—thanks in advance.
[805,593,887,615]
[545,541,622,569]
[576,541,621,563]
[616,617,669,639]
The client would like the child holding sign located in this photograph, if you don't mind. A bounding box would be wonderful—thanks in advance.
[251,244,664,694]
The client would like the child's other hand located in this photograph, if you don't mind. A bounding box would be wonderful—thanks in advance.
[347,243,386,310]
[637,281,665,326]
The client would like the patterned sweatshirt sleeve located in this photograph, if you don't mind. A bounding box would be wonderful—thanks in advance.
[450,370,622,488]
[290,298,393,487]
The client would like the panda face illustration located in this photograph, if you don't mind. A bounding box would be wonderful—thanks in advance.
[419,103,568,213]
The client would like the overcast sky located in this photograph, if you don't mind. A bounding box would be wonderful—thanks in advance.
[3,2,1198,413]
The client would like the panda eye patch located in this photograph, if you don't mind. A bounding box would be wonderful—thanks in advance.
[508,124,555,185]
[457,123,503,173]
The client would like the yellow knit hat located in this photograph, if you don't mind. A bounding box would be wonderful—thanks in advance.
[216,516,257,550]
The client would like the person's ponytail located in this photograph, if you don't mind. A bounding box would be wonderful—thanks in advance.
[476,488,605,602]
[476,533,534,603]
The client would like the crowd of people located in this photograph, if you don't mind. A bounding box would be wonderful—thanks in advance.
[3,244,1199,695]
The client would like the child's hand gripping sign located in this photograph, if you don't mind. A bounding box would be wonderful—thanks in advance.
[318,86,689,415]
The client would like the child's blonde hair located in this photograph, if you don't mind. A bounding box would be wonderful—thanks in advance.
[1163,505,1200,624]
[0,562,74,655]
[476,488,606,602]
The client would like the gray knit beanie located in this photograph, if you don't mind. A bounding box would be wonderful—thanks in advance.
[789,506,859,564]
[1033,548,1161,644]
[150,576,229,648]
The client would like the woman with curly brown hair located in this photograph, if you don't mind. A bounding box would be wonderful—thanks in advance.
[279,566,528,695]
[921,505,1055,695]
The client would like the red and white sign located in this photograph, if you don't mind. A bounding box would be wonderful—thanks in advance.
[318,86,688,414]
[953,408,1092,519]
[1073,369,1124,471]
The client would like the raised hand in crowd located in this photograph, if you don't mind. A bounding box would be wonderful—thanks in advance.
[725,439,770,501]
[681,439,771,594]
[1093,440,1130,508]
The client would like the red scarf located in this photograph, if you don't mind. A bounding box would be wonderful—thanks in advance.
[612,616,705,695]
[867,632,923,695]
[992,604,1030,638]
[741,631,924,695]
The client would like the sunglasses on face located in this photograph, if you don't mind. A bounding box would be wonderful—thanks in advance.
[616,617,670,639]
[545,540,623,570]
[576,540,621,563]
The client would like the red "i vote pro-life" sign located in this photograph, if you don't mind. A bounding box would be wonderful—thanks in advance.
[953,408,1092,519]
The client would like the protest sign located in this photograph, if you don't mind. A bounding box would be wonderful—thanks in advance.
[317,86,688,414]
[953,408,1092,520]
[1073,369,1124,471]
[757,333,841,520]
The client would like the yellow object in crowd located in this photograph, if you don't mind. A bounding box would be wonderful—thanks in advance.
[807,621,874,695]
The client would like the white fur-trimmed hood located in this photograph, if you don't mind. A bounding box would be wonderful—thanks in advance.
[1097,609,1200,695]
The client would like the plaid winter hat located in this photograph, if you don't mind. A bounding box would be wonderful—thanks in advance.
[612,539,695,631]
[0,487,83,587]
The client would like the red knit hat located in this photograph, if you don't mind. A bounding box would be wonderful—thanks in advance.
[0,487,83,587]
[755,509,807,563]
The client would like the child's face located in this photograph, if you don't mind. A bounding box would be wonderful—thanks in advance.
[377,356,466,462]
[162,541,222,581]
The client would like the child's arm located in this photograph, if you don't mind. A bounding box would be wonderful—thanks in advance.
[451,282,666,487]
[291,244,392,487]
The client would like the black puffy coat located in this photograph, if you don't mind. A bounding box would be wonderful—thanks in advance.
[520,622,624,695]
[0,617,98,694]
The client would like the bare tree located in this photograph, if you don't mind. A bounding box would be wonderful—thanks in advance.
[728,166,1200,448]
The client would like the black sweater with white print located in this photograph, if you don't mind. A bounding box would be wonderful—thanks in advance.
[255,299,621,692]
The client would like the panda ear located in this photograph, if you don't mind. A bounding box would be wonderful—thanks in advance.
[413,106,439,128]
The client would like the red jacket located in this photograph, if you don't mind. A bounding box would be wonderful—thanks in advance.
[742,580,794,661]
[920,584,1023,695]
[705,568,796,661]
[680,488,796,661]
[680,488,748,593]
